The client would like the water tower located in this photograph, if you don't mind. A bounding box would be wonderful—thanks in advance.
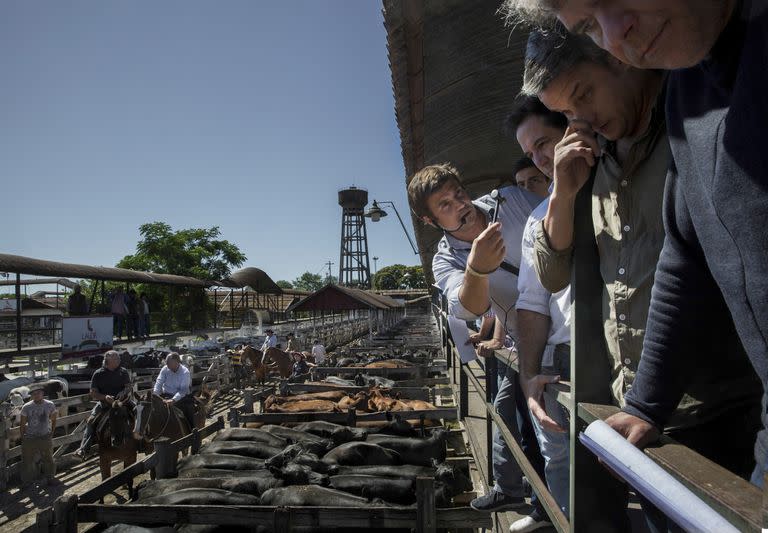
[338,187,372,289]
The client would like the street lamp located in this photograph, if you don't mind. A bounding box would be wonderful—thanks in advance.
[364,200,419,255]
[373,256,379,274]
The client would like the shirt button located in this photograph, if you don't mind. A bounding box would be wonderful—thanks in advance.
[618,267,626,275]
[619,313,626,321]
[624,358,631,365]
[623,225,631,232]
[620,180,628,187]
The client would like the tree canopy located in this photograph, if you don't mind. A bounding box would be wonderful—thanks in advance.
[372,264,426,290]
[276,280,294,289]
[117,222,246,280]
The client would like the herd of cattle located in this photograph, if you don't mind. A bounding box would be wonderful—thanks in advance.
[262,387,436,414]
[130,419,472,510]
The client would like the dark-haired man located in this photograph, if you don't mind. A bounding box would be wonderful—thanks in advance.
[409,163,546,520]
[513,157,550,199]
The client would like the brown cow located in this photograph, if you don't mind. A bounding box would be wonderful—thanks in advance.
[363,359,414,369]
[367,388,411,412]
[337,392,371,412]
[265,399,340,413]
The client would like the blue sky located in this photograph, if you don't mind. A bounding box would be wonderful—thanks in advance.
[1,1,418,284]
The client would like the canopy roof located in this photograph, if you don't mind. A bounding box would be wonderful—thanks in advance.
[289,284,403,312]
[0,253,281,292]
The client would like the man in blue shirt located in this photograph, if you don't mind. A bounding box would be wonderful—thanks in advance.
[409,162,544,516]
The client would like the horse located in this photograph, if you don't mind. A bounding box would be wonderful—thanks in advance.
[262,347,293,379]
[241,346,267,385]
[133,386,215,446]
[97,398,139,495]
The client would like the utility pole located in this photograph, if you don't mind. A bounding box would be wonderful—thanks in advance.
[373,257,379,275]
[325,261,334,284]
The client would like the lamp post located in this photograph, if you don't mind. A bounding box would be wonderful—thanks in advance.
[364,200,419,255]
[373,256,379,275]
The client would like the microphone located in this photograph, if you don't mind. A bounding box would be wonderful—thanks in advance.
[440,214,467,233]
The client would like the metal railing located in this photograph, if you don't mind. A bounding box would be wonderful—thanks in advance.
[432,296,765,532]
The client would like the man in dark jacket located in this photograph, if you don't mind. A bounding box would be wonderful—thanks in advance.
[504,0,768,489]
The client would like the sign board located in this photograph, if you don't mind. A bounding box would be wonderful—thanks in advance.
[0,299,18,312]
[62,315,113,359]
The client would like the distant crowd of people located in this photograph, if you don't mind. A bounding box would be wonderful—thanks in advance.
[66,284,151,340]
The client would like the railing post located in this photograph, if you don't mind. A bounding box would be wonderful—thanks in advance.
[0,404,8,491]
[347,407,357,427]
[190,428,202,455]
[458,361,468,420]
[485,355,497,488]
[416,476,437,533]
[153,437,177,479]
[52,494,77,533]
[243,389,254,413]
[230,407,240,428]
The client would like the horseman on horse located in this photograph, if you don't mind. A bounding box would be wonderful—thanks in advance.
[152,352,195,431]
[75,350,134,460]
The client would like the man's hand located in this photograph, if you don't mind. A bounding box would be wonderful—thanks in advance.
[164,398,174,406]
[475,338,503,358]
[552,121,600,200]
[604,412,660,449]
[466,222,505,274]
[520,374,567,433]
[467,332,483,345]
[105,395,115,405]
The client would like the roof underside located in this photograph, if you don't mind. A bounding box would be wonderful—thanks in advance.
[383,0,529,281]
[0,254,281,292]
[290,284,403,312]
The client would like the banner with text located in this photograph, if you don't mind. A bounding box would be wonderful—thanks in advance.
[62,315,113,359]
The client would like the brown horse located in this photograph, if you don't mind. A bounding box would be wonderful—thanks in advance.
[133,386,215,445]
[241,345,267,385]
[262,347,293,379]
[97,399,139,494]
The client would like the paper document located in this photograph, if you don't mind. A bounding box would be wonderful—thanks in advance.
[447,316,477,363]
[580,420,739,533]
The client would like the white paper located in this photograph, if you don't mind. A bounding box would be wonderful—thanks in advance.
[580,420,739,533]
[447,316,477,363]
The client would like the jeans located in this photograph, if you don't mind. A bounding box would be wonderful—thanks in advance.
[136,314,146,338]
[144,314,151,337]
[750,462,765,488]
[21,435,55,484]
[492,360,546,515]
[528,344,571,515]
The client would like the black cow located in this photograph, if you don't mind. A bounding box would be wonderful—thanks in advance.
[365,429,447,466]
[199,441,283,459]
[137,488,260,506]
[177,453,267,472]
[294,420,367,444]
[258,425,332,453]
[260,485,379,507]
[322,442,401,466]
[135,476,283,500]
[212,428,288,448]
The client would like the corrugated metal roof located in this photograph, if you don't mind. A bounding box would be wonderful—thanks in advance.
[383,0,529,282]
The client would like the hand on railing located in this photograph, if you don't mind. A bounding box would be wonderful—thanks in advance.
[473,338,503,358]
[604,411,660,450]
[520,374,567,433]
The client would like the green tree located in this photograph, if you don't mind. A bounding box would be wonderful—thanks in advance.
[116,222,246,331]
[373,264,426,290]
[292,272,326,292]
[276,280,294,289]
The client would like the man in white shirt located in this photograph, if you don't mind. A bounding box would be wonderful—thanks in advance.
[261,329,278,353]
[153,352,194,430]
[410,162,545,515]
[311,340,326,365]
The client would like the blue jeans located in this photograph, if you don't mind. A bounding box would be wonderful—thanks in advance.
[528,344,571,515]
[750,461,765,488]
[493,360,546,515]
